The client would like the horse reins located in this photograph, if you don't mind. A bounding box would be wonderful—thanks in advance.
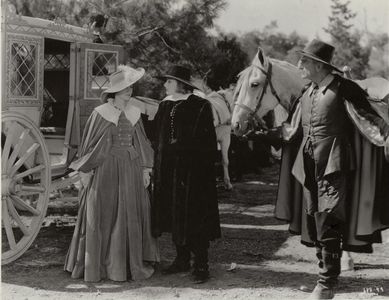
[234,62,282,125]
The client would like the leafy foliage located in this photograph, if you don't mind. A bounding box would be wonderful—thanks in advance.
[323,0,370,79]
[237,22,307,66]
[205,34,249,91]
[365,32,389,78]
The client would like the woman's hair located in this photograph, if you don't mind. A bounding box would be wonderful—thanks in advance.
[131,82,139,96]
[177,81,194,93]
[107,92,115,99]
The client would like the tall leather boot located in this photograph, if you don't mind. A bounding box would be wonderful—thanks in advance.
[162,244,191,274]
[310,250,341,299]
[311,211,342,299]
[191,239,210,284]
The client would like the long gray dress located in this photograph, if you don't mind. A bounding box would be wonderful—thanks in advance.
[64,102,159,282]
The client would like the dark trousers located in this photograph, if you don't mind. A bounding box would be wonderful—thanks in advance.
[175,237,210,270]
[303,147,347,288]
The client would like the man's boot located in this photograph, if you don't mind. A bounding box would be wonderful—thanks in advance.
[192,264,209,284]
[162,245,191,274]
[310,250,341,299]
[191,241,210,284]
[309,283,334,300]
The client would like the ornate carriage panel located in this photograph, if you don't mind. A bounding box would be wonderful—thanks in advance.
[5,33,44,109]
[5,14,92,44]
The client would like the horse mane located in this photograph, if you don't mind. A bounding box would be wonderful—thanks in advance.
[270,58,307,104]
[270,58,301,76]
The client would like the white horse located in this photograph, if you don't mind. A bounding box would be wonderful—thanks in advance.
[231,48,389,270]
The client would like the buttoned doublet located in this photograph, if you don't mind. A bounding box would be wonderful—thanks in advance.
[110,112,139,160]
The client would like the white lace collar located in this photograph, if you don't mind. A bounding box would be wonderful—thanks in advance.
[95,100,141,126]
[162,93,191,102]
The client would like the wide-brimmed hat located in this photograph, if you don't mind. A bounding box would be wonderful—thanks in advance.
[297,39,342,73]
[101,65,145,102]
[158,65,198,90]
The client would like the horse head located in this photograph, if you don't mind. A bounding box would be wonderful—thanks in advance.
[231,48,306,136]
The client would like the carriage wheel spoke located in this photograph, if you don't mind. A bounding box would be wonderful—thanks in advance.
[6,196,30,236]
[2,200,17,250]
[9,143,40,177]
[19,185,46,193]
[2,122,15,173]
[7,128,30,173]
[18,191,43,196]
[14,164,45,180]
[10,195,41,216]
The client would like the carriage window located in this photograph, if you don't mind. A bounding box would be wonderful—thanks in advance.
[9,42,37,98]
[86,50,117,99]
[45,54,70,70]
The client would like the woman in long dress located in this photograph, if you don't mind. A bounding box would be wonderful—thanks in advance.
[64,65,159,282]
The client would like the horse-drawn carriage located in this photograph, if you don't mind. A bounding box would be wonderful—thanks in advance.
[1,10,125,264]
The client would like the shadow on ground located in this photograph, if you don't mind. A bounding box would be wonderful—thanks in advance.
[3,225,388,297]
[2,167,389,298]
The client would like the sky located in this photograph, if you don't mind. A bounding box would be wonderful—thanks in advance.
[215,0,389,40]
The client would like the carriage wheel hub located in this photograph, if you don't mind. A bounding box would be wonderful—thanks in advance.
[2,175,15,196]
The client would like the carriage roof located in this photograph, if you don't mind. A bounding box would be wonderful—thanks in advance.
[3,11,94,43]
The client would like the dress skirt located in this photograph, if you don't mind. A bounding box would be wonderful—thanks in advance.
[64,153,159,282]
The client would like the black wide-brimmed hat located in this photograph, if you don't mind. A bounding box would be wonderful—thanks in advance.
[158,65,198,90]
[298,39,342,73]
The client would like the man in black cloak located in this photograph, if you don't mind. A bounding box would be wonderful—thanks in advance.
[151,65,221,284]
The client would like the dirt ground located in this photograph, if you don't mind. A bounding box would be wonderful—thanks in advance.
[2,165,389,300]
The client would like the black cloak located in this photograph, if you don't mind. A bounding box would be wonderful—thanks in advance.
[151,95,221,245]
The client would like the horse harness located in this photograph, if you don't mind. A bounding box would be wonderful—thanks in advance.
[234,62,282,125]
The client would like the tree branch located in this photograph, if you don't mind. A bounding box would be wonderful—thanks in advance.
[155,31,181,54]
[137,26,162,37]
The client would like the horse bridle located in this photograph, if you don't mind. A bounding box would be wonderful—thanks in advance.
[234,62,282,126]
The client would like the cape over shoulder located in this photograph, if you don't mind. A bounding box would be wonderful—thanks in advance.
[188,94,209,104]
[94,102,141,126]
[186,94,213,112]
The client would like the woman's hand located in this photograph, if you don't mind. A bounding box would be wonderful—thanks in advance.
[143,168,152,188]
[79,171,94,188]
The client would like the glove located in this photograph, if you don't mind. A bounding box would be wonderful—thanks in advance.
[143,168,152,188]
[254,127,283,149]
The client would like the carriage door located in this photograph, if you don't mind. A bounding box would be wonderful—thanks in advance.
[70,42,123,148]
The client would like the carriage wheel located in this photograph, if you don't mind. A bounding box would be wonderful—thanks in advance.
[1,112,51,265]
